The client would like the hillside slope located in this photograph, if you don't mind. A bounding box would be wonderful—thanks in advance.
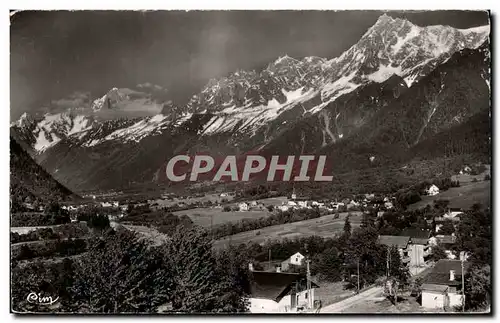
[10,137,77,203]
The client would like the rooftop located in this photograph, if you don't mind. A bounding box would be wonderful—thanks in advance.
[399,228,431,239]
[378,235,410,248]
[249,271,319,302]
[423,259,471,286]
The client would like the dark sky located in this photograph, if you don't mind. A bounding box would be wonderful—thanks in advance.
[10,10,489,120]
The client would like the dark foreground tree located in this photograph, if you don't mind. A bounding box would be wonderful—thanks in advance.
[213,245,251,312]
[165,227,249,313]
[387,245,410,287]
[464,265,491,311]
[343,216,351,239]
[69,228,173,313]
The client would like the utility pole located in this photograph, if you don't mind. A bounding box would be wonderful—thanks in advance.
[210,214,213,241]
[268,249,271,271]
[357,258,360,294]
[306,257,312,309]
[461,253,466,313]
[386,248,391,278]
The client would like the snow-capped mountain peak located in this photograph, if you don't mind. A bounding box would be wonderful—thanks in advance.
[91,87,129,111]
[11,14,490,156]
[11,112,33,128]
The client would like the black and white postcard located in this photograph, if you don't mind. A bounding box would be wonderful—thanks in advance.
[9,9,491,314]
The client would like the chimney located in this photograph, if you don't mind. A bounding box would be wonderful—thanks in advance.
[449,270,456,281]
[249,263,254,271]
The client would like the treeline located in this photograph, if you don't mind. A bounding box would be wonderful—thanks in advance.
[11,227,251,313]
[11,210,70,227]
[11,222,90,244]
[211,207,324,240]
[119,205,194,235]
[12,238,89,262]
[395,177,460,208]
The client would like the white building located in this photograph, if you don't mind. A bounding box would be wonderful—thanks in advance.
[311,201,325,207]
[238,202,249,211]
[281,252,305,271]
[425,184,440,196]
[297,200,308,208]
[278,205,290,212]
[248,271,319,313]
[443,209,463,219]
[421,260,469,309]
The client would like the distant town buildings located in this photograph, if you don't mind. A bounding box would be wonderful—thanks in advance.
[425,184,440,196]
[238,202,249,212]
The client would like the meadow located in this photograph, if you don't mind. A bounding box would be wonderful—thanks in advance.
[408,180,490,210]
[213,212,363,249]
[173,208,272,227]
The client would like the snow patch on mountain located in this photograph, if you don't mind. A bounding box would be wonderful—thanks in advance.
[391,25,419,53]
[34,130,60,152]
[83,114,167,146]
[367,64,402,82]
[201,87,319,135]
[12,112,31,128]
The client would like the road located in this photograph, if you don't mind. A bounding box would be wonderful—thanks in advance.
[319,286,383,313]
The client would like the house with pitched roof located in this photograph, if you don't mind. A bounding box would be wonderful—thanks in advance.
[425,184,440,196]
[377,235,411,263]
[280,252,305,271]
[248,271,319,313]
[399,228,432,267]
[421,259,470,309]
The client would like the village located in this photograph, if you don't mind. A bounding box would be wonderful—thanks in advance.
[10,163,491,313]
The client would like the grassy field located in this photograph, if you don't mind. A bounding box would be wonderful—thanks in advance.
[451,164,491,184]
[314,281,357,307]
[10,225,61,234]
[153,193,235,207]
[339,294,443,313]
[213,212,362,249]
[408,180,490,211]
[173,208,271,227]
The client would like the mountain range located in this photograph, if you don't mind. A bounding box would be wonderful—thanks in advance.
[10,14,491,193]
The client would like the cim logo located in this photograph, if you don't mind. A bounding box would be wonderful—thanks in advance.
[26,292,59,306]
